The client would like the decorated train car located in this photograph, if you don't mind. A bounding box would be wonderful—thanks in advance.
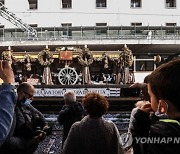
[1,45,161,112]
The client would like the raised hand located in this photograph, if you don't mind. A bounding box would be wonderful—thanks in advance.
[0,60,14,84]
[140,103,153,113]
[130,82,147,89]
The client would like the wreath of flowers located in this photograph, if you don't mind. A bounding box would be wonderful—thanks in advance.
[77,50,94,66]
[118,46,133,67]
[38,49,54,66]
[2,50,14,63]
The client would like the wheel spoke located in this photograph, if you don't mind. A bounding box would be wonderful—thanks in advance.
[69,79,73,85]
[58,67,78,85]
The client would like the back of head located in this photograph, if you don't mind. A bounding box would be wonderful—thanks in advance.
[148,59,180,111]
[144,74,150,83]
[140,74,150,101]
[64,90,76,104]
[82,92,109,117]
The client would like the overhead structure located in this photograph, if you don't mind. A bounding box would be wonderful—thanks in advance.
[0,2,37,37]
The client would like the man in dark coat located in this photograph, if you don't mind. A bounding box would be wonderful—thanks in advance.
[57,90,84,147]
[0,82,48,154]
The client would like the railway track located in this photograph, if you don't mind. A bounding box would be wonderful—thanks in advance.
[35,129,62,154]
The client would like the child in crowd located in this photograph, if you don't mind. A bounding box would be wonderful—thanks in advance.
[131,59,180,154]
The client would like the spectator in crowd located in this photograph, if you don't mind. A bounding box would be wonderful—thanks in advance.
[62,92,124,154]
[0,60,16,147]
[131,59,180,154]
[0,82,49,154]
[130,74,150,101]
[57,90,84,147]
[128,101,148,133]
[128,74,150,132]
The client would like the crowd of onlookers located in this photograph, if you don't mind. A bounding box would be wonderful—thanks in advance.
[0,58,180,154]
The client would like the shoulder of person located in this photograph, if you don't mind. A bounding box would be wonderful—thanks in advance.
[61,104,71,110]
[106,119,117,127]
[74,102,83,108]
[70,120,82,130]
[150,119,180,136]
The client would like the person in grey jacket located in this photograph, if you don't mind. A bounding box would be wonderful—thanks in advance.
[0,60,16,147]
[62,92,124,154]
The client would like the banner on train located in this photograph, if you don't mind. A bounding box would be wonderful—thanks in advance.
[34,88,121,97]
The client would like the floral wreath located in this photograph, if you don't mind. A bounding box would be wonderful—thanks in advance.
[38,49,54,66]
[118,46,133,67]
[21,54,35,71]
[2,50,14,64]
[77,48,93,66]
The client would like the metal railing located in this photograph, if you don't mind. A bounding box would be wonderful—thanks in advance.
[0,26,180,42]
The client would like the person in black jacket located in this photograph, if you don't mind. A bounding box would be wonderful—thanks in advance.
[0,82,48,154]
[57,90,84,147]
[131,59,180,154]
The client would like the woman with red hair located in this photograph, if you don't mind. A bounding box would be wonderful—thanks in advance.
[62,92,123,154]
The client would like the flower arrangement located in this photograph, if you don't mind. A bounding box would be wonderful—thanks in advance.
[118,45,133,67]
[38,49,54,66]
[77,47,93,66]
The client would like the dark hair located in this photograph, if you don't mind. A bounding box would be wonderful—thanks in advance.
[82,93,109,117]
[148,59,180,111]
[140,74,150,101]
[144,74,150,83]
[17,82,32,93]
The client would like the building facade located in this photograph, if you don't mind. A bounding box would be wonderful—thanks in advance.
[1,0,180,28]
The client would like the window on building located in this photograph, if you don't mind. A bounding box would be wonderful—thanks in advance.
[166,0,176,8]
[131,0,141,8]
[131,23,142,34]
[131,23,142,26]
[96,23,107,26]
[0,0,4,4]
[0,25,4,28]
[166,23,176,34]
[61,23,72,36]
[28,0,38,9]
[166,23,176,26]
[62,0,72,8]
[96,23,107,35]
[136,61,154,71]
[96,0,106,8]
[29,24,38,27]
